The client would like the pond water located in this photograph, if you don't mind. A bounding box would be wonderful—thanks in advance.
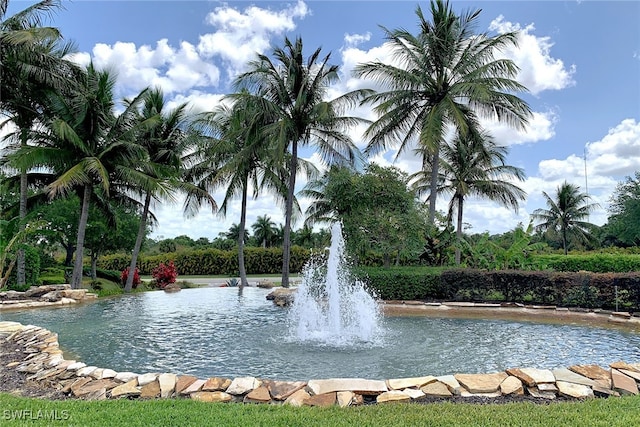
[1,287,639,381]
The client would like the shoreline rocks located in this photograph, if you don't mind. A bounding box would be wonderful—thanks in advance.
[0,285,97,311]
[1,320,638,406]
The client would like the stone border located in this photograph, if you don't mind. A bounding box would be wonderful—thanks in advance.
[1,321,638,405]
[0,285,98,311]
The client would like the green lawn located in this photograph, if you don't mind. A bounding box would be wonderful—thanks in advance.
[1,393,639,427]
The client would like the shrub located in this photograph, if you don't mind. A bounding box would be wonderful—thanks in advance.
[152,261,178,289]
[120,267,141,289]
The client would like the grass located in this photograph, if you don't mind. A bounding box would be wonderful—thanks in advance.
[0,393,639,426]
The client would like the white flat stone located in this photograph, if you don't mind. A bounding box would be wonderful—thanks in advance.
[226,377,260,395]
[307,378,387,395]
[402,388,426,399]
[519,368,555,384]
[556,381,594,399]
[76,366,98,377]
[552,368,596,387]
[66,362,86,371]
[500,376,523,395]
[158,373,177,398]
[387,376,436,390]
[115,372,139,383]
[101,369,118,379]
[137,373,158,386]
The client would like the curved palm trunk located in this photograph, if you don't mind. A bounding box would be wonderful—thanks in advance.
[71,185,92,289]
[125,192,151,292]
[238,179,249,289]
[428,147,441,225]
[281,141,298,288]
[17,129,29,288]
[455,197,464,265]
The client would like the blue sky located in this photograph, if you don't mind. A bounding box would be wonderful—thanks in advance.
[6,0,640,240]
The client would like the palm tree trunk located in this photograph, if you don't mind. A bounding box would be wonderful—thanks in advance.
[90,252,98,280]
[455,197,464,265]
[428,147,440,225]
[71,185,92,289]
[281,141,298,288]
[17,129,28,288]
[125,192,151,292]
[562,226,568,255]
[238,179,249,289]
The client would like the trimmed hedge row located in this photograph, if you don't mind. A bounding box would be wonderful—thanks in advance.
[98,246,311,276]
[532,254,640,273]
[360,268,640,312]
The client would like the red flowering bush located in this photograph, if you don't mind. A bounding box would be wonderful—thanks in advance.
[152,260,178,289]
[120,267,141,289]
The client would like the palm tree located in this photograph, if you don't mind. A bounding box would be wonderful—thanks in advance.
[10,64,149,288]
[234,36,364,287]
[191,94,285,288]
[532,182,600,255]
[413,128,526,264]
[252,215,277,248]
[354,0,531,225]
[123,87,193,292]
[1,0,78,287]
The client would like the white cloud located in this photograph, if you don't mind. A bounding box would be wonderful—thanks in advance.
[197,0,310,78]
[344,32,371,48]
[481,110,557,146]
[489,16,576,95]
[89,39,220,98]
[586,118,640,176]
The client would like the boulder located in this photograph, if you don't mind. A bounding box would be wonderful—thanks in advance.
[266,288,297,306]
[163,283,181,293]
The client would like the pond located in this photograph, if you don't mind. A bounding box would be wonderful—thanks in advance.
[1,286,639,381]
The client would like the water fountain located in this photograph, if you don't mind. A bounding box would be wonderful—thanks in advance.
[288,222,382,346]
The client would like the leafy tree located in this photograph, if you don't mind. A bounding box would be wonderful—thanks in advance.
[354,0,531,225]
[304,164,427,267]
[10,64,149,288]
[1,0,78,287]
[532,182,600,255]
[124,87,194,292]
[605,172,640,246]
[234,36,363,287]
[412,128,526,264]
[190,93,285,288]
[84,205,140,280]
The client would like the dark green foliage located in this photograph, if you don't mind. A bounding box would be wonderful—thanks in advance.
[99,246,311,275]
[5,245,40,290]
[356,267,445,300]
[533,254,640,273]
[358,267,640,311]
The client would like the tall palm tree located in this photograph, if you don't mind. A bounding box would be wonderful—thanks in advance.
[234,36,364,287]
[122,87,193,292]
[190,94,285,288]
[1,0,78,287]
[413,128,526,264]
[252,215,277,249]
[10,64,149,288]
[532,182,600,255]
[354,0,531,225]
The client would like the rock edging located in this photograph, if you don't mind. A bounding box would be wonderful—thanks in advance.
[0,285,98,311]
[1,321,638,405]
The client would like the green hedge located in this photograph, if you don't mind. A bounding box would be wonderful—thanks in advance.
[98,246,311,276]
[532,254,640,272]
[359,267,640,311]
[356,267,445,300]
